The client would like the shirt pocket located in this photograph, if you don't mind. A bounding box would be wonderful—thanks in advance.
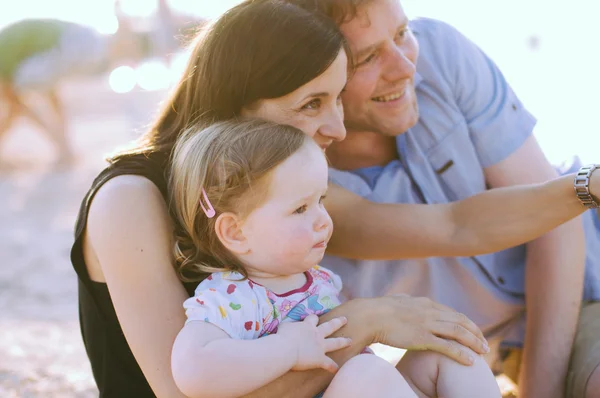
[425,121,487,202]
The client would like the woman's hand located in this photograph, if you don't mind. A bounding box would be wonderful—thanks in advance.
[361,295,490,366]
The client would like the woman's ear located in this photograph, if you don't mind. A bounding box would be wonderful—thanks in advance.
[214,212,249,254]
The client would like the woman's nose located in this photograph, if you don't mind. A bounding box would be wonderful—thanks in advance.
[318,105,346,142]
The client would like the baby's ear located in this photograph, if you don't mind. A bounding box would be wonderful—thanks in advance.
[214,212,248,254]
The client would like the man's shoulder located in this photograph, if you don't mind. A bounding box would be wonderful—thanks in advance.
[410,17,462,46]
[410,17,473,72]
[410,17,454,33]
[409,18,464,90]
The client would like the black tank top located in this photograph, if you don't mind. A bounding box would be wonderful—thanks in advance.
[70,154,197,397]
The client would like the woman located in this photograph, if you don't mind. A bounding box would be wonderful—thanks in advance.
[71,1,599,396]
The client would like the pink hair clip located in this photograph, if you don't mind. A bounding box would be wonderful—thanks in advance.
[200,188,216,218]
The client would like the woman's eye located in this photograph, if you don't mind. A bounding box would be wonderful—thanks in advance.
[294,205,307,214]
[301,99,321,110]
[357,53,376,67]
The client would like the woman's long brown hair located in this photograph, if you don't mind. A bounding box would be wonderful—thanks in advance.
[109,0,349,165]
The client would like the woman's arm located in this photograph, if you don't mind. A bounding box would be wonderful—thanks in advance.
[242,295,489,398]
[325,171,594,260]
[86,175,190,398]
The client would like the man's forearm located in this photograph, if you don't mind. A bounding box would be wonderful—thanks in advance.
[241,299,374,398]
[327,174,590,261]
[519,219,585,397]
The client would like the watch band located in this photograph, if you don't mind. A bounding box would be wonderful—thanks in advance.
[574,164,600,208]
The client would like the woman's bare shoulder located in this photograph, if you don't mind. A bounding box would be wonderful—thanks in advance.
[89,174,167,223]
[85,173,173,263]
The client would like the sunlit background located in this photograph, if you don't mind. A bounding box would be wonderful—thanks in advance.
[1,0,597,163]
[0,1,598,396]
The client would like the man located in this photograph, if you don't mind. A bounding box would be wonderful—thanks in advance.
[287,0,600,397]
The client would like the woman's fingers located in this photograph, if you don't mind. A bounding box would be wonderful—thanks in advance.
[317,316,348,337]
[431,320,489,355]
[431,303,486,342]
[426,336,477,366]
[378,295,490,364]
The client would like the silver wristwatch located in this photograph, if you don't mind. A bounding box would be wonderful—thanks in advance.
[574,164,600,208]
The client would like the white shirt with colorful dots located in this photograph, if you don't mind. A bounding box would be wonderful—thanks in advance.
[184,265,344,339]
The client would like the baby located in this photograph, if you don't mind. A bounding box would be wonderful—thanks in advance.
[168,118,501,398]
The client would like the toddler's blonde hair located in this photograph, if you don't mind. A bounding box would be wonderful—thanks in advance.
[169,118,310,282]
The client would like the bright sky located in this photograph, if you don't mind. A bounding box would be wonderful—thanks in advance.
[2,0,598,164]
[0,0,243,32]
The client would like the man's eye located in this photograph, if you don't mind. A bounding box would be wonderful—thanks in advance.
[396,27,411,42]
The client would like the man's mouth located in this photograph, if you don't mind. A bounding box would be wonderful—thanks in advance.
[372,90,405,102]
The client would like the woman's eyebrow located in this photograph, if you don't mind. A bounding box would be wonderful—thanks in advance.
[301,92,330,101]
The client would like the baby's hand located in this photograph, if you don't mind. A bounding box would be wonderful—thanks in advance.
[277,315,352,373]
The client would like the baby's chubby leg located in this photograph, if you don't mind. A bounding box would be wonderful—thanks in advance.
[397,349,501,398]
[323,354,417,398]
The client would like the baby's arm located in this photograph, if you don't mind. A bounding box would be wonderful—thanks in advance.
[171,274,350,398]
[172,315,350,398]
[171,320,296,398]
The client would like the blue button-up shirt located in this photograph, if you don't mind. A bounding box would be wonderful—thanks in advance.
[323,17,600,345]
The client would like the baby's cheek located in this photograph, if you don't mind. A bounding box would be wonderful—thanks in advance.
[274,226,314,257]
[290,227,315,253]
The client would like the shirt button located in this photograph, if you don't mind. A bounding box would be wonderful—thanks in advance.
[498,276,506,285]
[512,104,517,111]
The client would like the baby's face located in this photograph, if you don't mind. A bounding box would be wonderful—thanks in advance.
[240,141,332,277]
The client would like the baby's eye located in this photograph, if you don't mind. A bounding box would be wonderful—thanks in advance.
[319,195,327,204]
[294,205,308,214]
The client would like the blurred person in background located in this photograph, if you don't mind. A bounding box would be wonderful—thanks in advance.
[0,18,111,166]
[0,14,159,167]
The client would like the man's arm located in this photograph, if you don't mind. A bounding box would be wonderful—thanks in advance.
[324,175,588,260]
[484,135,585,398]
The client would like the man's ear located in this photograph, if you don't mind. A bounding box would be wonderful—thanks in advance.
[214,212,249,254]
